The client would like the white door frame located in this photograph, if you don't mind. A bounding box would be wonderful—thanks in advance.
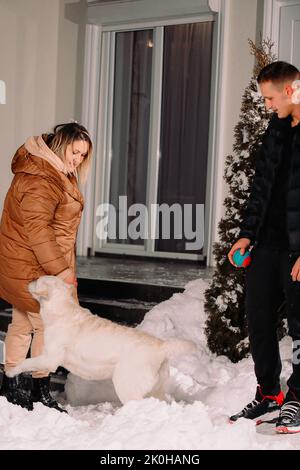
[77,0,229,266]
[263,0,300,54]
[77,24,102,258]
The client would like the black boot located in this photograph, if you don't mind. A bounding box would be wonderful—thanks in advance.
[0,373,33,410]
[32,376,67,413]
[229,386,284,422]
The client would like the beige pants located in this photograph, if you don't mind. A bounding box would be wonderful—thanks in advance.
[5,307,48,378]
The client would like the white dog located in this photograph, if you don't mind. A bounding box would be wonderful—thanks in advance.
[7,276,196,404]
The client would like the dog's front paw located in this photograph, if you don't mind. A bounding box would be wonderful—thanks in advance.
[6,367,20,377]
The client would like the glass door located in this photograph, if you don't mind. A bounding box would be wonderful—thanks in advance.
[156,22,213,254]
[95,20,214,259]
[108,29,153,246]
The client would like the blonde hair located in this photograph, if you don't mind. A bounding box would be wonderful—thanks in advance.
[46,123,93,184]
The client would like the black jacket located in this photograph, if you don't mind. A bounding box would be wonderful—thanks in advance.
[239,114,300,253]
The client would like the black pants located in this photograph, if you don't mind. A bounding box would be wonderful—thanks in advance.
[246,246,300,397]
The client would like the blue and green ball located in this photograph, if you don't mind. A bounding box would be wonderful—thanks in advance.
[233,249,251,268]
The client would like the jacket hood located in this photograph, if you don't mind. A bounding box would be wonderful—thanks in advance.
[11,141,83,205]
[24,135,69,175]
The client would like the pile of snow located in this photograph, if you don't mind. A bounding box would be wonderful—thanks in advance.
[0,279,299,449]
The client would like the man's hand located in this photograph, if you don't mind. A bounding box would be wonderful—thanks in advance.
[291,256,300,282]
[228,238,251,267]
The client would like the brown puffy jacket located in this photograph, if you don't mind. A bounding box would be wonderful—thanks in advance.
[0,145,84,312]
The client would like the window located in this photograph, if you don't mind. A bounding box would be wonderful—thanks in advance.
[96,20,214,259]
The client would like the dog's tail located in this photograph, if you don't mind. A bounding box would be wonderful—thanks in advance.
[162,338,197,359]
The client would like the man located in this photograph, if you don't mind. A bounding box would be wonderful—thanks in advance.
[228,61,300,433]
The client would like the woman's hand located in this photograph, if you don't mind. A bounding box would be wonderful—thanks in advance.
[228,238,251,267]
[63,272,78,288]
[291,256,300,282]
[56,268,78,287]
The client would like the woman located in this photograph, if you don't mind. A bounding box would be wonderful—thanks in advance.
[0,123,92,411]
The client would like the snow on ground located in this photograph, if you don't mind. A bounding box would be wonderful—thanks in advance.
[0,278,299,450]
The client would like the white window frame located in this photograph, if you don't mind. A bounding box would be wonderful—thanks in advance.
[92,17,214,260]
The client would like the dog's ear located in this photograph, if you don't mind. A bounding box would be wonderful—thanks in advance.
[36,289,49,300]
[34,280,49,300]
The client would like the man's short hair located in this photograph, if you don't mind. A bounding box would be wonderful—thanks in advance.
[257,61,299,85]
